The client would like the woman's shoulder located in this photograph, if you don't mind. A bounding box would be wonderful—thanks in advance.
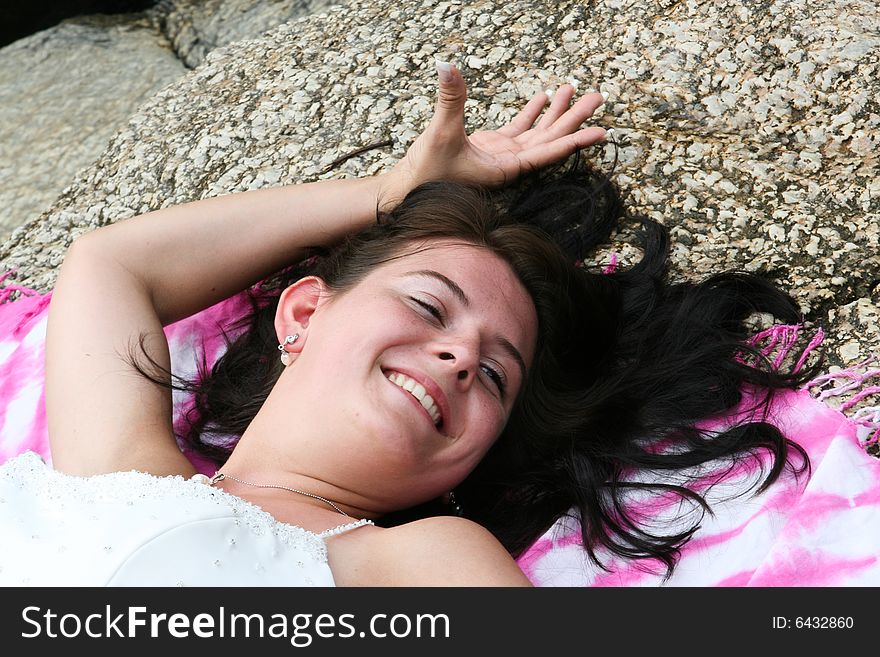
[329,516,532,586]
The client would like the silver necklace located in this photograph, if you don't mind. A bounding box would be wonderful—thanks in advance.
[208,472,351,518]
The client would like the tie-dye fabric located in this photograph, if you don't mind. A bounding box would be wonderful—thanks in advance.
[2,275,878,585]
[519,386,880,586]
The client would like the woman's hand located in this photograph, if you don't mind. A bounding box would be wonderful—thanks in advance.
[381,60,609,201]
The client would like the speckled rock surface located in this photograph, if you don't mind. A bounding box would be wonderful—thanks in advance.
[1,0,878,378]
[0,13,185,239]
[161,0,343,68]
[0,1,341,241]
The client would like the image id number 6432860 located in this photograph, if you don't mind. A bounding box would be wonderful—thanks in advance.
[794,617,854,629]
[772,617,855,629]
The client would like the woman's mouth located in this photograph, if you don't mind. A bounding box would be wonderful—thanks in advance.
[385,370,444,429]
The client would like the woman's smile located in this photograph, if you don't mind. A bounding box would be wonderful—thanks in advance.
[382,367,449,434]
[386,371,442,425]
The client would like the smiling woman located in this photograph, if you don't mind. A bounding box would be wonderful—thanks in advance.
[224,240,539,513]
[0,60,817,586]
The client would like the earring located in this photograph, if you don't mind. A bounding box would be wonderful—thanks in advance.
[444,490,464,517]
[277,333,299,366]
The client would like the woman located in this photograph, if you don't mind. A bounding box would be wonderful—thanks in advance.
[0,61,811,586]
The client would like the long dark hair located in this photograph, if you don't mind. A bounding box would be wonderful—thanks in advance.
[133,152,819,578]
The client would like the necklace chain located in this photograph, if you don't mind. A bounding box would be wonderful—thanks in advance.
[209,472,350,518]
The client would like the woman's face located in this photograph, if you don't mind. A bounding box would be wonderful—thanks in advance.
[280,240,538,510]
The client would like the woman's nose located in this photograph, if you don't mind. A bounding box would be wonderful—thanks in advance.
[438,349,477,385]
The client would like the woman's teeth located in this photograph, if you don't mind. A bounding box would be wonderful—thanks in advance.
[386,371,442,426]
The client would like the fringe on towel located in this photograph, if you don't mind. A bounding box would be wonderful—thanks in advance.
[0,271,52,338]
[745,323,879,452]
[807,356,880,451]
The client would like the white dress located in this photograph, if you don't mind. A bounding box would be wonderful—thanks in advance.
[0,451,371,586]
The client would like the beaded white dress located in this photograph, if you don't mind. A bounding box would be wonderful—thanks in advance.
[0,451,372,587]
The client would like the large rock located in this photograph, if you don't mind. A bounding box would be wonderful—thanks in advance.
[0,13,185,239]
[0,1,342,240]
[162,0,343,69]
[1,0,878,370]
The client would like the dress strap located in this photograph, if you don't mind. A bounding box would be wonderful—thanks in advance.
[318,518,374,539]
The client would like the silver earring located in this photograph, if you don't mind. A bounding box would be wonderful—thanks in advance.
[278,333,299,366]
[444,490,463,517]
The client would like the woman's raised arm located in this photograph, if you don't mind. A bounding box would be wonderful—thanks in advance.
[47,174,402,476]
[46,61,607,476]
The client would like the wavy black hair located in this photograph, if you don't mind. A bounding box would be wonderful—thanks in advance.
[132,150,819,579]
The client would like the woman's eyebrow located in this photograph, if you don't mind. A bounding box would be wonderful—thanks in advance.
[405,269,470,307]
[495,335,527,382]
[403,269,526,379]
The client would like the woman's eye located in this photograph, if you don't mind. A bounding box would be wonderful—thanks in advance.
[480,363,507,395]
[411,297,444,323]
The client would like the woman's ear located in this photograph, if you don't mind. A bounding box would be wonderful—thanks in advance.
[274,276,328,352]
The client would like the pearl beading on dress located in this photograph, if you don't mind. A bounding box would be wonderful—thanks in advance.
[317,518,373,538]
[189,472,374,539]
[0,452,378,587]
[3,452,329,561]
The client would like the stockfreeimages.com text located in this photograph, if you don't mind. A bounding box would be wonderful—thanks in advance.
[21,605,450,646]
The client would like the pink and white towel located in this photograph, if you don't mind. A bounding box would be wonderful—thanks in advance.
[2,272,879,586]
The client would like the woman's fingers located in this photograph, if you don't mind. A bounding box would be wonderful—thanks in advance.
[499,86,606,147]
[497,84,583,137]
[496,90,551,137]
[542,92,606,141]
[511,126,609,171]
[535,84,578,129]
[488,78,608,145]
[423,65,611,184]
